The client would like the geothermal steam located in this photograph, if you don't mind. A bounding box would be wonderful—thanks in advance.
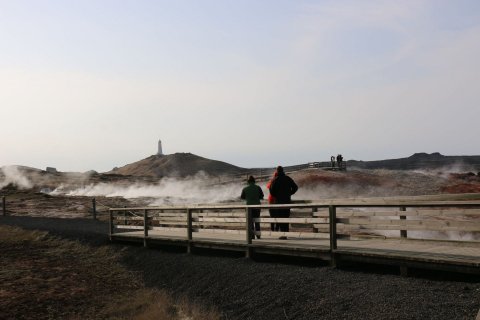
[52,173,250,205]
[0,166,33,189]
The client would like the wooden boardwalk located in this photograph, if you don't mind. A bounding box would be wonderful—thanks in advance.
[109,200,480,275]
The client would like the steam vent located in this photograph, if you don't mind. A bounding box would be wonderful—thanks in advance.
[157,139,163,156]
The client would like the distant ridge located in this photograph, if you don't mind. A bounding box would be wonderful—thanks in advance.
[347,153,480,171]
[107,152,480,178]
[108,153,247,178]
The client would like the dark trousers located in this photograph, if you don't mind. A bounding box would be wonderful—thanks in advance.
[269,209,280,231]
[251,209,261,237]
[276,209,290,232]
[270,204,291,232]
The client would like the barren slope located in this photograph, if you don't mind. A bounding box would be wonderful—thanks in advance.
[109,153,247,178]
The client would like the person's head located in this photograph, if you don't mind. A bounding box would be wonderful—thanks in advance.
[276,166,284,174]
[247,175,255,184]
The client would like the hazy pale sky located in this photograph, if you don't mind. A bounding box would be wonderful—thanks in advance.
[1,0,479,172]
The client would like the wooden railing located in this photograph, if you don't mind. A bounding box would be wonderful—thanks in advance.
[109,201,480,252]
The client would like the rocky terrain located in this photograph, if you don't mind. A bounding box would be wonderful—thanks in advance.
[108,152,248,178]
[348,152,480,171]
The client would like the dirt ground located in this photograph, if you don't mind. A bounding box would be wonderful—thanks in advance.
[0,222,220,320]
[1,216,479,320]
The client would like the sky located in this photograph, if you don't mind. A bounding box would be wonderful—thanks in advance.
[0,0,479,172]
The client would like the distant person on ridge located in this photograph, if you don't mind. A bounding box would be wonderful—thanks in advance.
[266,171,279,232]
[240,175,264,239]
[331,155,336,168]
[269,166,298,239]
[336,154,343,169]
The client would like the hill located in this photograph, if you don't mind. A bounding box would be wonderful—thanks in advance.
[347,153,480,171]
[108,153,247,178]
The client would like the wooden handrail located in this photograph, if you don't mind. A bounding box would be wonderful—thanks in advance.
[110,200,480,212]
[109,200,480,258]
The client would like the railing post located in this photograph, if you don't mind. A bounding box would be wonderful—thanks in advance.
[329,205,337,267]
[400,206,407,238]
[312,207,318,233]
[245,207,252,258]
[2,196,5,216]
[187,208,193,254]
[92,198,97,220]
[143,209,148,247]
[109,210,114,240]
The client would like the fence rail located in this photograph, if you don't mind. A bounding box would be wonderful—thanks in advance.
[109,201,480,252]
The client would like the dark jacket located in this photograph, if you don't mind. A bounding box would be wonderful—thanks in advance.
[270,173,298,204]
[241,182,264,205]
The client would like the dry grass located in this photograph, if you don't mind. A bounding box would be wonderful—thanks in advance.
[0,225,220,320]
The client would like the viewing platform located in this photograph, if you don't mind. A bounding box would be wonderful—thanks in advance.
[109,200,480,275]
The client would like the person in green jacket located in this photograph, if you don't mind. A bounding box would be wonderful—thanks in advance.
[241,175,264,239]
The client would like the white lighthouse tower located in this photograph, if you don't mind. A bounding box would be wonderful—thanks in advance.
[157,140,164,156]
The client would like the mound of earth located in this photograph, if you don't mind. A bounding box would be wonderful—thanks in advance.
[289,169,448,199]
[440,172,480,194]
[108,153,247,178]
[441,184,480,194]
[348,152,480,171]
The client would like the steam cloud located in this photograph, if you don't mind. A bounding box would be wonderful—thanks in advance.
[52,173,247,205]
[0,166,33,189]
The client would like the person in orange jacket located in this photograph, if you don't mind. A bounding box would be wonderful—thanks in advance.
[266,171,279,231]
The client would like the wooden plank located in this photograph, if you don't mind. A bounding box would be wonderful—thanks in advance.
[400,206,407,238]
[330,205,337,250]
[196,217,329,223]
[194,212,275,218]
[254,217,329,224]
[187,208,193,241]
[110,200,480,212]
[254,231,330,239]
[194,212,245,217]
[199,228,246,235]
[115,225,144,230]
[151,213,187,217]
[198,217,246,222]
[314,209,480,217]
[150,226,188,232]
[109,211,114,237]
[148,208,480,219]
[338,223,480,232]
[146,227,330,239]
[143,209,148,242]
[152,217,188,222]
[159,221,324,228]
[337,218,480,230]
[194,222,244,227]
[409,209,480,216]
[154,222,188,226]
[313,224,330,230]
[114,216,143,221]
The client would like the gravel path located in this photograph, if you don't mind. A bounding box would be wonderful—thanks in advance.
[1,216,479,320]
